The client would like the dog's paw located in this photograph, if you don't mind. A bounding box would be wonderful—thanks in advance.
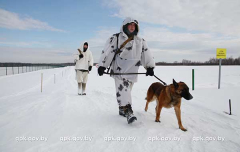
[155,120,161,123]
[179,127,187,132]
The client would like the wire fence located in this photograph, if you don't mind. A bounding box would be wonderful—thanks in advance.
[0,64,71,77]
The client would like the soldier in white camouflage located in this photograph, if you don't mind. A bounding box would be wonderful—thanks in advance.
[98,17,155,124]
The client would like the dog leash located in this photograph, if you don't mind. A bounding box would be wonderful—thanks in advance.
[103,72,167,86]
[153,75,167,86]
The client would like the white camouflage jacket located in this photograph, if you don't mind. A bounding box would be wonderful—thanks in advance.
[98,17,155,82]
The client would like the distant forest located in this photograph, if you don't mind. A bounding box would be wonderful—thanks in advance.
[156,56,240,65]
[0,56,239,67]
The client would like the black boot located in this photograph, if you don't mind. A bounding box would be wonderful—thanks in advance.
[124,104,137,124]
[119,106,126,117]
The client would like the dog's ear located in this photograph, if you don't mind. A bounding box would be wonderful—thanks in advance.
[173,79,179,89]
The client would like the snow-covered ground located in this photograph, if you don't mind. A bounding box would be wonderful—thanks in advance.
[0,66,240,152]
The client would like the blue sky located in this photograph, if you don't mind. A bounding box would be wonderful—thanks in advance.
[0,0,240,63]
[0,0,119,47]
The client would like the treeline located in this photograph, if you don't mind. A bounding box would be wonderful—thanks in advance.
[0,62,75,67]
[1,57,240,67]
[156,57,240,66]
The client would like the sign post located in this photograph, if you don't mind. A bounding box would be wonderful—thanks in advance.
[229,99,232,115]
[216,48,226,89]
[41,73,43,93]
[192,69,194,90]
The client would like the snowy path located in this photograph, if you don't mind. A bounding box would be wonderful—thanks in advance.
[0,66,240,152]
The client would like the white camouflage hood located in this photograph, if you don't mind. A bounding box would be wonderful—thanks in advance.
[78,41,89,53]
[121,17,139,36]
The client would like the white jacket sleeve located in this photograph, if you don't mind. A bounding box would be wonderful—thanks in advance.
[89,51,94,67]
[141,39,155,68]
[98,35,118,68]
[74,54,79,63]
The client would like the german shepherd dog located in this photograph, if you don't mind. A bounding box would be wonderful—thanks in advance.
[145,79,193,131]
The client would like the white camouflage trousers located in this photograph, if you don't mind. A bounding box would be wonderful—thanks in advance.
[114,78,134,107]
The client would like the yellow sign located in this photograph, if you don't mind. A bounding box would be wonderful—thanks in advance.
[216,48,226,59]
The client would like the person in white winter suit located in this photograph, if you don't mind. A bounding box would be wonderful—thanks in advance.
[98,17,155,124]
[74,42,93,95]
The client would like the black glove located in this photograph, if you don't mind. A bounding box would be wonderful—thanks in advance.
[88,66,92,71]
[79,54,84,58]
[146,68,154,76]
[98,66,106,76]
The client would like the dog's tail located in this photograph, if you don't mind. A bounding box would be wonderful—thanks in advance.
[145,83,156,102]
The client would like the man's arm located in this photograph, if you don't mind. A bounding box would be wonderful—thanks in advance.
[74,54,79,63]
[141,39,155,68]
[88,51,94,71]
[89,51,94,66]
[141,39,155,76]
